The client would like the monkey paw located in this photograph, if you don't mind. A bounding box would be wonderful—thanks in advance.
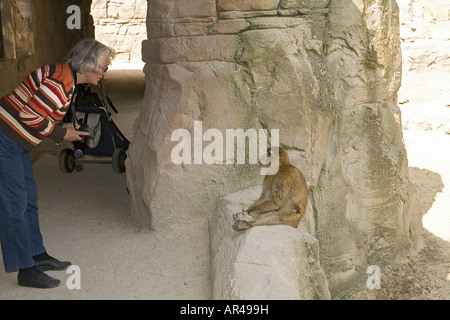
[233,210,254,222]
[233,220,251,231]
[233,211,244,221]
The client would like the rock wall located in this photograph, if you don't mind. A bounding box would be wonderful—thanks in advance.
[315,0,422,296]
[91,0,147,64]
[398,0,449,73]
[127,0,423,298]
[397,0,450,103]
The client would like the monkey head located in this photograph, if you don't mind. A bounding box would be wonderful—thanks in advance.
[258,146,287,175]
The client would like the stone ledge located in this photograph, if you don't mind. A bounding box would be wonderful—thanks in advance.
[209,187,330,300]
[142,35,238,63]
[279,0,330,9]
[217,0,279,12]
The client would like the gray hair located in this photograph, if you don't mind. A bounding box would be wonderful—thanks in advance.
[65,39,116,73]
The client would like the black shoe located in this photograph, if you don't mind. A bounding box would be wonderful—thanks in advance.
[18,269,61,289]
[35,259,71,271]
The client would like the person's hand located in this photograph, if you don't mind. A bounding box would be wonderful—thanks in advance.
[62,122,77,129]
[63,123,89,142]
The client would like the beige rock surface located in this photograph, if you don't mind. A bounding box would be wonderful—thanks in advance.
[210,187,330,300]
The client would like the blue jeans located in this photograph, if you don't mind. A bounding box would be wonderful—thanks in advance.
[0,129,46,271]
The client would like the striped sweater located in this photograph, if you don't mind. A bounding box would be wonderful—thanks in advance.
[0,63,75,151]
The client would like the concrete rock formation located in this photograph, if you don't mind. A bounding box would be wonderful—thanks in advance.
[126,0,423,298]
[210,187,330,299]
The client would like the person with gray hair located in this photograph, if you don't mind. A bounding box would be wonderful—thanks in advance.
[65,38,116,85]
[0,39,115,288]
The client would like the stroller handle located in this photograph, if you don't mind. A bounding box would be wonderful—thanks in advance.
[98,79,118,114]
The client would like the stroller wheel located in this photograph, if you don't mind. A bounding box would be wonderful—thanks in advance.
[112,148,127,174]
[59,148,76,173]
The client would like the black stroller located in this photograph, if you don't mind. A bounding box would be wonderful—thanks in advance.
[59,80,130,174]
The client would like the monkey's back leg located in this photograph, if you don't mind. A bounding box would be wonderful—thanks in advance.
[251,209,302,228]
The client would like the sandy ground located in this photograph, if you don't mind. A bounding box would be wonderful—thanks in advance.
[0,67,449,300]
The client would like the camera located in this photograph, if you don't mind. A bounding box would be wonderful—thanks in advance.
[73,119,89,158]
[76,119,89,132]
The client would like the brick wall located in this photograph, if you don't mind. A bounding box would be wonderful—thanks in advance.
[91,0,147,65]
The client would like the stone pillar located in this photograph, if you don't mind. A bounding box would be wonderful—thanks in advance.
[314,0,422,296]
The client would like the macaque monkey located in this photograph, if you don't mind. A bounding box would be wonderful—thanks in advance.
[233,146,308,231]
